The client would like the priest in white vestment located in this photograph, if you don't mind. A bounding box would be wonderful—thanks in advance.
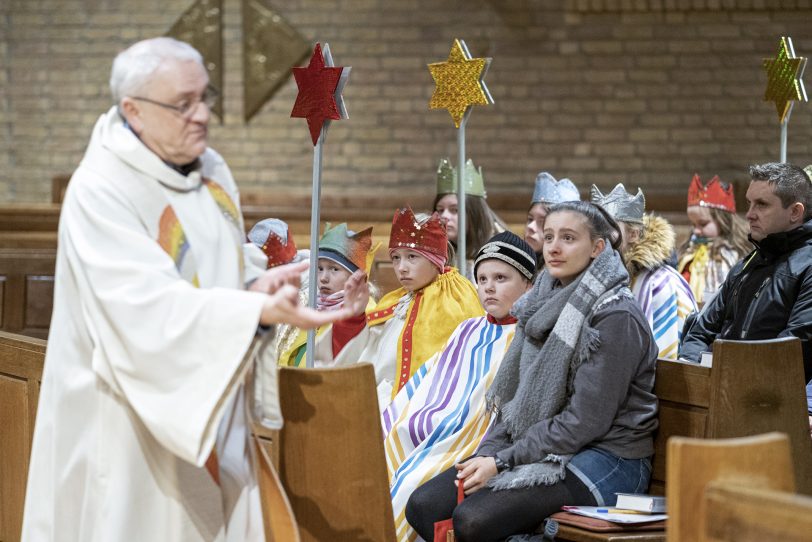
[21,37,365,542]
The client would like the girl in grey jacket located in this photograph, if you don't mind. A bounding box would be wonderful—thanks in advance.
[406,201,659,541]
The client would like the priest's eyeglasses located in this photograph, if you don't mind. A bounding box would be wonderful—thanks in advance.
[130,86,219,118]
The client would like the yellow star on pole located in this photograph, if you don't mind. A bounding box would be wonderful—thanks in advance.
[763,36,808,123]
[428,39,493,128]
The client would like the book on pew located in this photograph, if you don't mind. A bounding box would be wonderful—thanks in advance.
[550,511,666,533]
[614,493,667,513]
[700,351,713,367]
[560,506,667,524]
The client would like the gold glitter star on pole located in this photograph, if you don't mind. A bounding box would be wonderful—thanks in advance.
[428,39,493,128]
[763,36,808,123]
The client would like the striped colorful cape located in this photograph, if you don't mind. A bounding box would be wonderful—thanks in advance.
[631,265,697,360]
[381,316,515,541]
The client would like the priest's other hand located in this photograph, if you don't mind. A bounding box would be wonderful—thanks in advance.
[250,260,308,294]
[342,270,370,316]
[260,283,359,329]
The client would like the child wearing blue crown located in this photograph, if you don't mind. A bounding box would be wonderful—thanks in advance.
[314,207,483,410]
[277,222,380,367]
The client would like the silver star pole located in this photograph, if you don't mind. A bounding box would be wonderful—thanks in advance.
[780,115,788,163]
[304,43,350,368]
[306,125,325,368]
[457,110,470,274]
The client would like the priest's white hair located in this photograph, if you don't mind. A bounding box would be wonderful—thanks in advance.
[109,37,203,105]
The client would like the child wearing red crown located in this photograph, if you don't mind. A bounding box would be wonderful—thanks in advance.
[677,174,751,306]
[313,208,484,411]
[246,218,311,425]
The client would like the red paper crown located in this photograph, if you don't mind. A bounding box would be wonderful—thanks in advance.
[262,231,298,268]
[687,174,736,213]
[389,207,448,260]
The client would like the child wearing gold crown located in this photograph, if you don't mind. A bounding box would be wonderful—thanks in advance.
[277,222,380,367]
[434,158,507,280]
[677,174,750,307]
[314,208,484,410]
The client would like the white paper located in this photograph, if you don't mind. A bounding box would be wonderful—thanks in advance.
[561,506,668,524]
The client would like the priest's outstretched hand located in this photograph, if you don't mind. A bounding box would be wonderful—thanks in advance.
[250,260,308,294]
[259,269,369,329]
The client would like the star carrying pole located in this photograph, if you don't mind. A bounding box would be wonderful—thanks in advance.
[428,39,493,274]
[762,36,807,163]
[290,42,350,368]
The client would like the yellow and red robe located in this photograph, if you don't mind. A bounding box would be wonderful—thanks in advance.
[315,267,483,410]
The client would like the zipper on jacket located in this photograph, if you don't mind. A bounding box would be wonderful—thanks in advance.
[741,276,771,338]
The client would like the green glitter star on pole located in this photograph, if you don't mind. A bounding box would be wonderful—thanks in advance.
[763,36,807,124]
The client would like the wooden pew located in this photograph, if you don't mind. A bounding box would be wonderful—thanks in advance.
[555,337,812,542]
[0,331,46,542]
[276,364,396,542]
[706,337,812,494]
[0,248,57,339]
[667,432,795,542]
[253,435,302,542]
[702,482,812,542]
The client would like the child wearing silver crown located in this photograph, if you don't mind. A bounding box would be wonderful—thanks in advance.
[382,231,536,541]
[591,183,697,360]
[313,208,483,411]
[525,172,581,271]
[433,158,507,281]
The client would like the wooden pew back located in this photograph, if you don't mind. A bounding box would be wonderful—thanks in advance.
[708,337,812,494]
[276,364,396,542]
[666,432,795,542]
[0,248,56,339]
[650,359,711,494]
[253,435,301,542]
[0,331,46,542]
[702,482,812,542]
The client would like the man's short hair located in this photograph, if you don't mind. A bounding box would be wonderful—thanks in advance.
[749,162,812,221]
[109,37,203,105]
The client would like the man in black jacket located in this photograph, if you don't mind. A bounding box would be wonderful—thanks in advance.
[680,162,812,384]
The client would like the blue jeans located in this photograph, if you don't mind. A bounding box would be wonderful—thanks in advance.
[566,447,652,506]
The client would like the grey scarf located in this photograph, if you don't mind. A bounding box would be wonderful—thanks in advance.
[485,244,631,490]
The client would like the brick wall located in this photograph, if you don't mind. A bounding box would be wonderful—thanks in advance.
[2,0,812,210]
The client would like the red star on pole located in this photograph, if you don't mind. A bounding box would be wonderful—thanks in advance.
[291,43,347,145]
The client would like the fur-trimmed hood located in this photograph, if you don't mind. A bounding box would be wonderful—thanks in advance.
[624,214,675,277]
